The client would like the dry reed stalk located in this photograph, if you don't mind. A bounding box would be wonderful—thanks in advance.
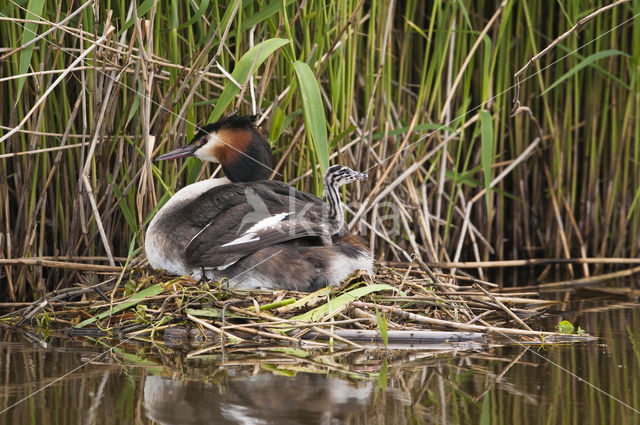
[0,30,114,143]
[309,326,365,348]
[0,141,89,158]
[423,257,640,268]
[351,301,556,337]
[541,158,574,276]
[0,258,123,272]
[513,0,632,81]
[562,196,590,277]
[222,318,370,330]
[223,321,325,345]
[0,301,92,307]
[186,313,245,343]
[0,0,93,61]
[2,1,638,302]
[472,283,533,331]
[305,329,486,343]
[535,265,640,291]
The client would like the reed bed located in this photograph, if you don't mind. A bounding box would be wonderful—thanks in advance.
[1,1,639,301]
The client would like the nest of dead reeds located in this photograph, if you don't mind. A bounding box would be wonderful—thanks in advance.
[0,264,595,352]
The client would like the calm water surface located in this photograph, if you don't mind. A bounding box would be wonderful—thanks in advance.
[0,299,638,424]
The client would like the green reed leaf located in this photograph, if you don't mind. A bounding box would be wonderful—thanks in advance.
[541,50,629,96]
[479,110,493,210]
[375,308,388,348]
[15,0,45,101]
[292,61,329,172]
[292,284,401,323]
[208,38,291,123]
[241,0,295,32]
[175,0,210,29]
[75,282,171,328]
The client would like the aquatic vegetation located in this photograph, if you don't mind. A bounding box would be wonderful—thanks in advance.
[0,1,638,302]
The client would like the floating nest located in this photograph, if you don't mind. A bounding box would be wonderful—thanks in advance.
[0,264,594,351]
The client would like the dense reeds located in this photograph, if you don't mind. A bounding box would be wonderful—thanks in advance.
[1,1,639,300]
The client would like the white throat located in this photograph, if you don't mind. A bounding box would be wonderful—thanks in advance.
[195,133,222,163]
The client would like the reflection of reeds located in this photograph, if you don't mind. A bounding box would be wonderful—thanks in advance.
[0,330,136,424]
[474,306,640,424]
[1,1,639,300]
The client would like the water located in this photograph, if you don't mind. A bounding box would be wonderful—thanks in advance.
[0,300,638,424]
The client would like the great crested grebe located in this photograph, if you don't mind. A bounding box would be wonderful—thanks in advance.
[145,115,373,290]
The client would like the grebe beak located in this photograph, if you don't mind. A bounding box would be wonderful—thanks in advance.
[156,144,199,161]
[349,171,367,182]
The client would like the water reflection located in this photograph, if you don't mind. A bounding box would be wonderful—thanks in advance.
[0,302,638,424]
[144,373,375,425]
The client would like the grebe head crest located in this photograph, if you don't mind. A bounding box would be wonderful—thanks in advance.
[156,114,273,182]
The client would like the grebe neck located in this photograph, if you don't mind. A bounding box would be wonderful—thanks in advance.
[324,177,344,235]
[322,165,367,236]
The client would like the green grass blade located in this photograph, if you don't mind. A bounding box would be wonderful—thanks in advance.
[292,284,402,322]
[252,298,297,310]
[479,110,494,211]
[176,0,210,29]
[15,0,45,101]
[292,60,329,172]
[240,0,295,32]
[119,0,155,34]
[108,175,137,234]
[375,308,388,348]
[208,38,291,123]
[541,50,629,95]
[374,358,388,401]
[627,186,640,220]
[75,282,171,328]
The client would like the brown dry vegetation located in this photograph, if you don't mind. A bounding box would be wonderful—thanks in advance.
[0,1,639,300]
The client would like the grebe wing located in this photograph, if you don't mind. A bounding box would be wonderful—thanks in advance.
[185,218,331,269]
[182,181,330,270]
[184,181,322,219]
[262,181,324,205]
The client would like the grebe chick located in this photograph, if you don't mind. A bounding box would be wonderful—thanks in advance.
[145,115,373,290]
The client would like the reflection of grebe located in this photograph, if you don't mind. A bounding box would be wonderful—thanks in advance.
[145,115,373,290]
[144,373,376,425]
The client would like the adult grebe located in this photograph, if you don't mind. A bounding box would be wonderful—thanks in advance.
[145,115,373,290]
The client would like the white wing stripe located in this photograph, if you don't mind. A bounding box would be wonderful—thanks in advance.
[221,212,291,248]
[242,212,290,234]
[221,233,260,247]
